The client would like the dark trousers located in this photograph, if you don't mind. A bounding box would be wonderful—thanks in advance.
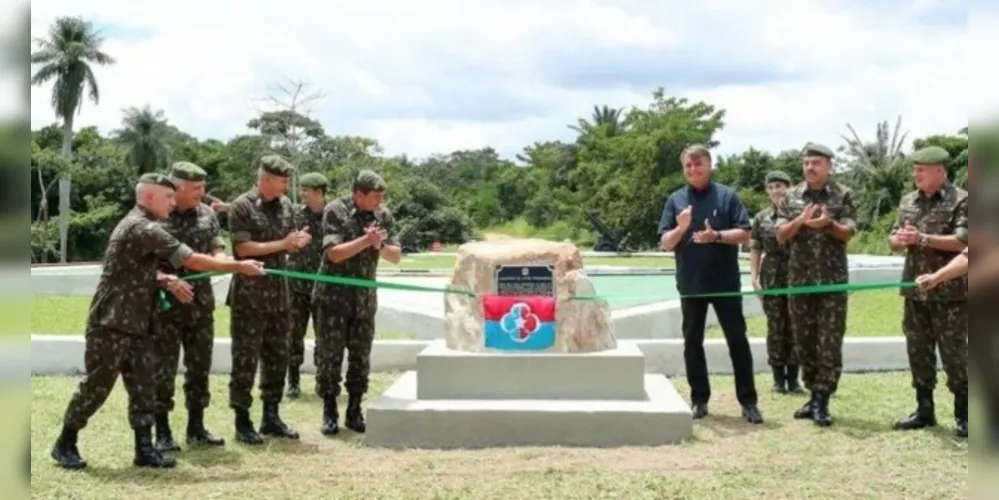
[681,297,758,407]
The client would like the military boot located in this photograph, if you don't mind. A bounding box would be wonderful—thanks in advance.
[234,408,264,445]
[893,388,936,431]
[793,393,816,420]
[785,366,805,394]
[954,393,968,438]
[321,396,340,436]
[812,392,834,427]
[50,426,86,470]
[154,412,181,452]
[259,402,300,439]
[771,365,787,393]
[286,367,301,399]
[133,426,176,468]
[186,407,225,446]
[345,393,366,433]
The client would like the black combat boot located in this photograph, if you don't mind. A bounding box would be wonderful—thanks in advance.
[186,407,225,446]
[954,393,968,438]
[321,396,339,436]
[234,408,264,445]
[345,393,366,433]
[785,366,805,394]
[286,367,301,399]
[154,412,181,452]
[50,426,86,470]
[812,393,833,427]
[259,402,300,439]
[771,365,787,393]
[793,393,816,420]
[133,426,176,468]
[893,388,936,431]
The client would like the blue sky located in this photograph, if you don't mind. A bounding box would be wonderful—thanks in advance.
[29,0,978,162]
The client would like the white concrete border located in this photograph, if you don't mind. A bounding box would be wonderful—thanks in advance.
[30,335,912,377]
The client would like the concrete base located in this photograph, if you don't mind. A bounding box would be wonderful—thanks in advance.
[365,371,693,449]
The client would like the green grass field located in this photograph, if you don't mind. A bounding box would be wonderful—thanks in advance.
[389,254,678,270]
[30,289,904,339]
[29,371,968,499]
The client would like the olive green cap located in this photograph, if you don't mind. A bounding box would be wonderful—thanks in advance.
[354,170,387,192]
[802,142,835,159]
[765,171,792,186]
[137,172,176,191]
[256,155,295,177]
[299,172,329,189]
[909,145,950,165]
[169,161,207,182]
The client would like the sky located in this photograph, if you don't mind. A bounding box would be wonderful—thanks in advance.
[28,0,984,162]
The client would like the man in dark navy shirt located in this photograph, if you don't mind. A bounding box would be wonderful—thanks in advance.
[659,144,763,424]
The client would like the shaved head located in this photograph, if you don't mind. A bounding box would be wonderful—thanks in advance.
[136,182,176,220]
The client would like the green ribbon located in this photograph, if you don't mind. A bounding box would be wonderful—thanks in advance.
[157,268,912,311]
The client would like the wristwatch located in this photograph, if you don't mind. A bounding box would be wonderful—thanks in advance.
[917,234,928,247]
[713,231,722,243]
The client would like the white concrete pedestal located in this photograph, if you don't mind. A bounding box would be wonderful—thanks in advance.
[364,340,693,449]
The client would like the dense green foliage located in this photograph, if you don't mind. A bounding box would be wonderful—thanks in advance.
[30,17,969,263]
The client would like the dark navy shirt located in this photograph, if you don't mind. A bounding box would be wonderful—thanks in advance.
[658,182,751,296]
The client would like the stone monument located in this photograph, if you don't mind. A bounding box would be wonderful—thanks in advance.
[364,239,693,449]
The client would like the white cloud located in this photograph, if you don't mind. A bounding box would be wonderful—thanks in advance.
[30,0,975,162]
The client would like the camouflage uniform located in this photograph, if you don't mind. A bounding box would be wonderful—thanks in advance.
[226,155,300,443]
[313,170,398,435]
[750,171,801,394]
[892,146,969,436]
[151,162,227,451]
[775,143,857,426]
[52,173,194,470]
[286,172,329,398]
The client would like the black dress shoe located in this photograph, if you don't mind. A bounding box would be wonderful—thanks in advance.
[742,405,764,424]
[691,402,708,419]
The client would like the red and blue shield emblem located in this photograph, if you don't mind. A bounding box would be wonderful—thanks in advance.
[482,295,557,351]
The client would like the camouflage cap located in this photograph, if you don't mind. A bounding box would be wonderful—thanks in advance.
[802,142,835,159]
[765,171,792,186]
[909,145,951,165]
[354,169,387,192]
[299,172,329,189]
[137,172,176,191]
[256,155,295,177]
[169,161,207,182]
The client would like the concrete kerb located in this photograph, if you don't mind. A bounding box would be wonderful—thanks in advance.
[30,335,913,378]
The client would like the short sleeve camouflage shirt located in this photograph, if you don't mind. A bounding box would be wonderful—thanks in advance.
[226,188,297,313]
[775,181,857,286]
[893,183,968,301]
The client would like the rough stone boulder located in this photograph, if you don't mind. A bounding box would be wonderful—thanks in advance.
[443,238,617,353]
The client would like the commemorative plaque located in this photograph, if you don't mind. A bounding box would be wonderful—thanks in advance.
[494,264,555,296]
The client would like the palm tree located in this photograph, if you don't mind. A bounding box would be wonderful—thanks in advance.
[568,105,627,137]
[840,116,911,225]
[31,16,114,262]
[112,106,172,174]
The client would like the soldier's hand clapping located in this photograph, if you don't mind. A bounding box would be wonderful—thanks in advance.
[283,228,312,251]
[803,205,832,228]
[365,224,387,247]
[235,259,266,276]
[895,221,921,246]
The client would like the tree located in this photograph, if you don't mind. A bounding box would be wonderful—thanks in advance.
[839,116,911,227]
[31,16,115,262]
[111,105,173,174]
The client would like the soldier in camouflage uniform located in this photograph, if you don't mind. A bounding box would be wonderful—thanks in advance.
[286,172,330,399]
[50,173,264,470]
[151,162,228,452]
[313,170,401,435]
[749,171,803,394]
[889,146,969,438]
[775,143,858,427]
[226,155,311,444]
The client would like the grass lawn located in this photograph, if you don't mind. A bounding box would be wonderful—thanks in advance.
[348,254,679,270]
[706,289,904,339]
[29,371,968,499]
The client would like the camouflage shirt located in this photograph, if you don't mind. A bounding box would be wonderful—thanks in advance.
[89,206,194,335]
[226,188,297,313]
[893,183,968,301]
[288,204,325,296]
[775,181,858,286]
[157,202,226,315]
[749,206,789,289]
[315,196,399,318]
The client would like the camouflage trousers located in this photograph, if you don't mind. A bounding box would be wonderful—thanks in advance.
[62,326,155,430]
[228,309,290,410]
[903,299,968,396]
[152,311,215,414]
[288,292,315,372]
[789,292,847,395]
[762,295,795,366]
[313,308,376,398]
